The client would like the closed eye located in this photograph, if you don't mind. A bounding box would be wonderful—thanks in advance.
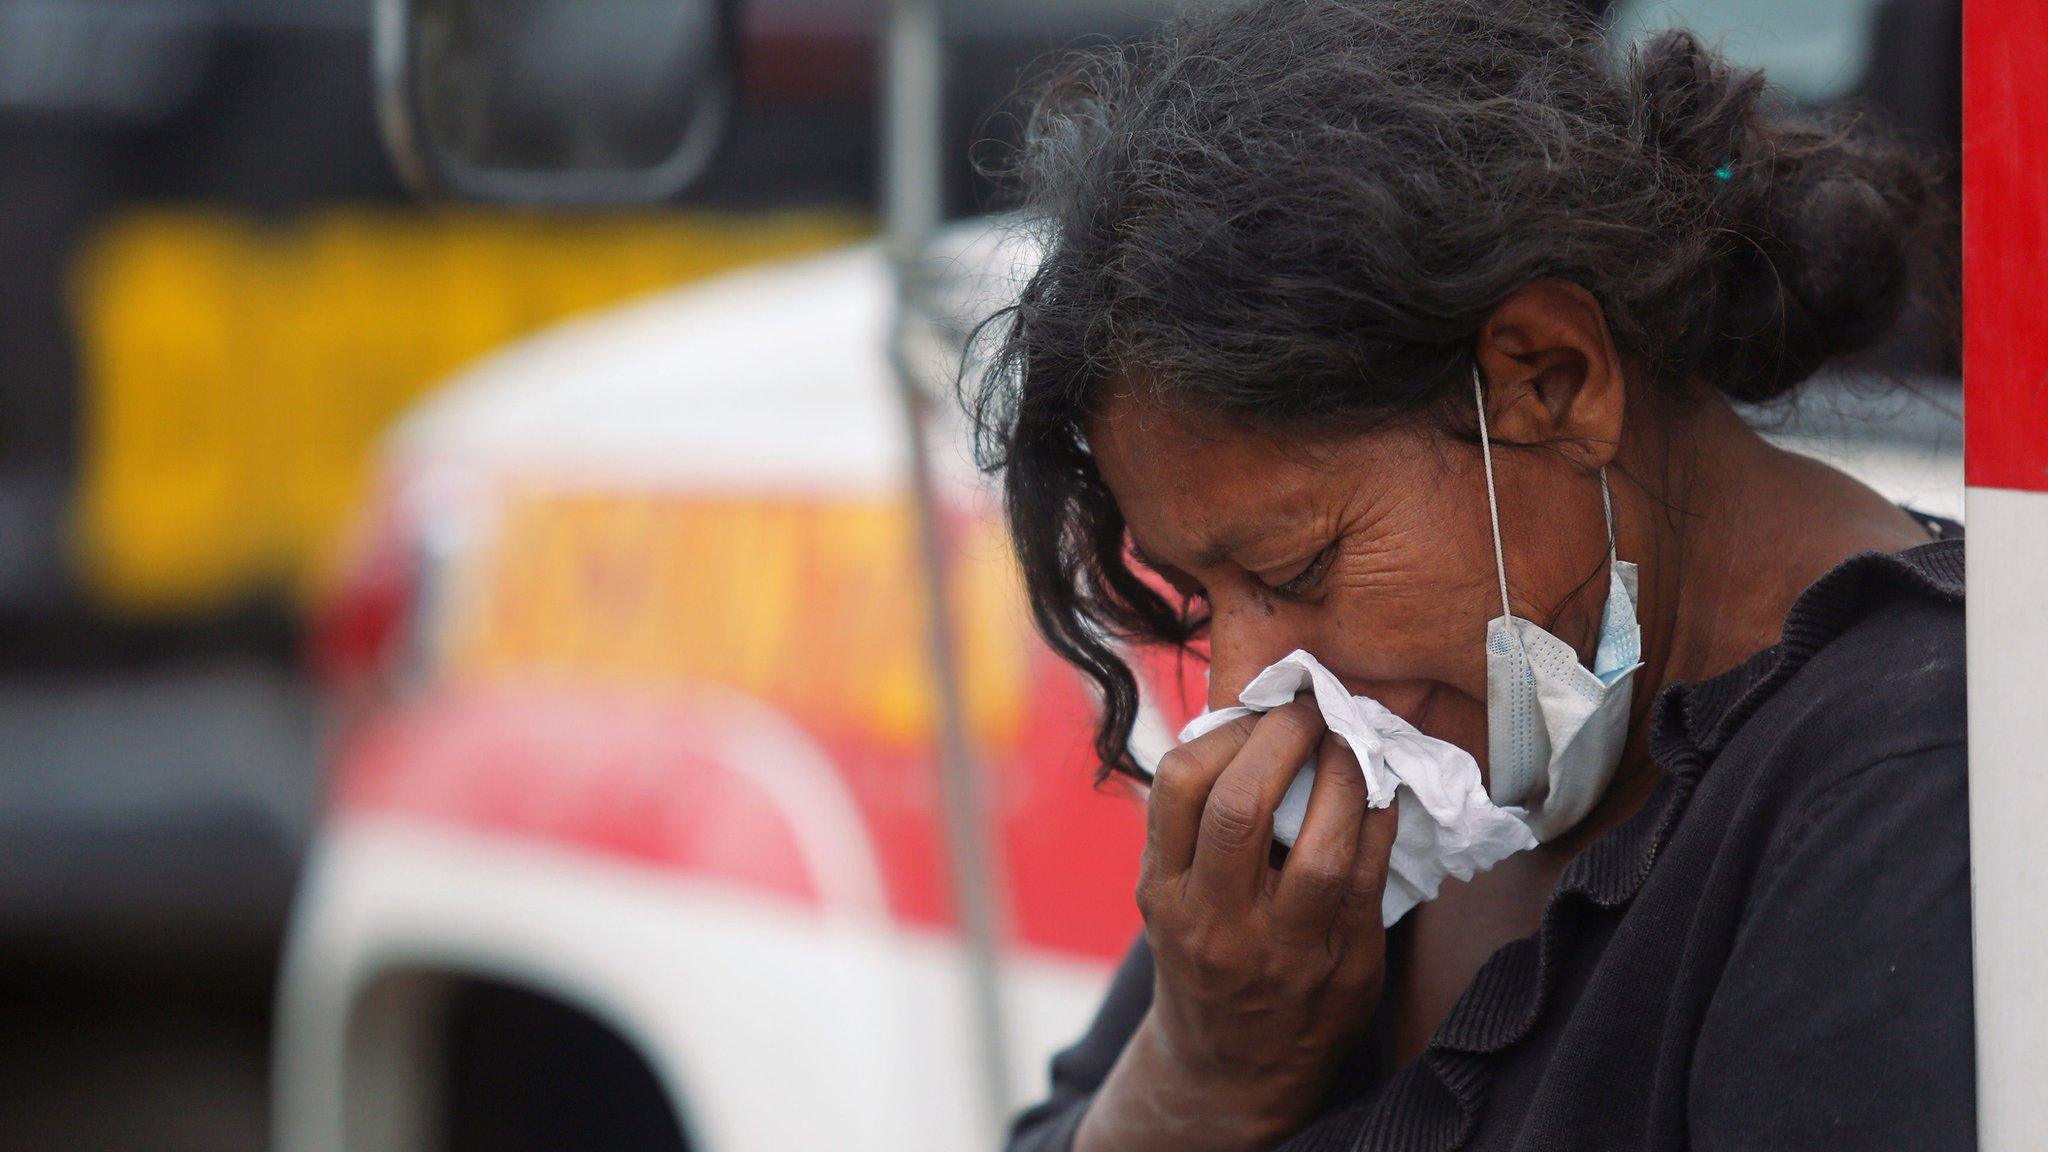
[1265,541,1340,600]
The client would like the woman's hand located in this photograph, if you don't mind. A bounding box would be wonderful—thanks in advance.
[1076,698,1400,1152]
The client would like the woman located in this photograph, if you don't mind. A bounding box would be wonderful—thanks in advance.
[970,1,1968,1149]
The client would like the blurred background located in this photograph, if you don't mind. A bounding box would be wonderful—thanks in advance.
[0,1,1961,1150]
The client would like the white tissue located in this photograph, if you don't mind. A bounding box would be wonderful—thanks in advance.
[1174,650,1537,926]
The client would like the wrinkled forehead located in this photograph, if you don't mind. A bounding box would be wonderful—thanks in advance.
[1083,385,1271,493]
[1082,384,1390,565]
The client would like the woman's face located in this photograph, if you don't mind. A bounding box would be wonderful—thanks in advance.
[1085,383,1618,781]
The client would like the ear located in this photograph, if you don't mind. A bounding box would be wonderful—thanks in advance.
[1471,280,1627,472]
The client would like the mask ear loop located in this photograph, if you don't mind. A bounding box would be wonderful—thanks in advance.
[1598,468,1617,569]
[1476,364,1621,613]
[1473,365,1514,624]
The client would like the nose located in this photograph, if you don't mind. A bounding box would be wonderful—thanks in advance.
[1203,600,1307,711]
[1203,599,1432,720]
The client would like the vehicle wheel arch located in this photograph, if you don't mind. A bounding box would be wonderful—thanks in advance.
[332,950,705,1152]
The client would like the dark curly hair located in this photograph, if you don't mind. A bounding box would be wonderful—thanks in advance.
[967,0,1946,780]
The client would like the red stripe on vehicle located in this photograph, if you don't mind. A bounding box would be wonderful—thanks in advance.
[335,687,822,906]
[332,654,1184,963]
[1966,0,2048,493]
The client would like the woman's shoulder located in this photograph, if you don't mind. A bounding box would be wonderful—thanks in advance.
[1781,540,1963,728]
[1655,539,1965,796]
[1646,539,1967,923]
[1760,538,1965,788]
[1663,549,1973,1150]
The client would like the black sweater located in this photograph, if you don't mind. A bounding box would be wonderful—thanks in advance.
[1009,537,1971,1151]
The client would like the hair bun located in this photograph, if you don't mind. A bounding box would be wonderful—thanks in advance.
[1633,28,1764,178]
[1631,29,1937,401]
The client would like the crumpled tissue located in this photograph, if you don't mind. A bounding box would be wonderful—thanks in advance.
[1172,650,1537,926]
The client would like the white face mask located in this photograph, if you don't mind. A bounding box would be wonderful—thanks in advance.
[1473,366,1644,842]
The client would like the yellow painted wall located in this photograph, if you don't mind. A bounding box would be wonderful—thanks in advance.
[69,207,869,614]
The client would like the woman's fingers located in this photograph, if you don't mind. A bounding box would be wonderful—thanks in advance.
[1187,699,1326,910]
[1331,797,1401,945]
[1145,712,1258,876]
[1270,733,1369,941]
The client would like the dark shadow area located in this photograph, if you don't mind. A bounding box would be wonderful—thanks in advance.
[444,980,693,1152]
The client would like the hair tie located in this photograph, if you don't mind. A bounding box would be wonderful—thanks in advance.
[1713,160,1736,182]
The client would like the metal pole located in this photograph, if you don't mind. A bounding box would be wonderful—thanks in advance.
[882,0,1018,1142]
[1963,0,2048,1147]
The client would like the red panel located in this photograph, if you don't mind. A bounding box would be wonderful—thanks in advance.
[335,687,821,906]
[996,649,1150,962]
[1966,0,2048,492]
[330,675,1158,962]
[332,671,1184,964]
